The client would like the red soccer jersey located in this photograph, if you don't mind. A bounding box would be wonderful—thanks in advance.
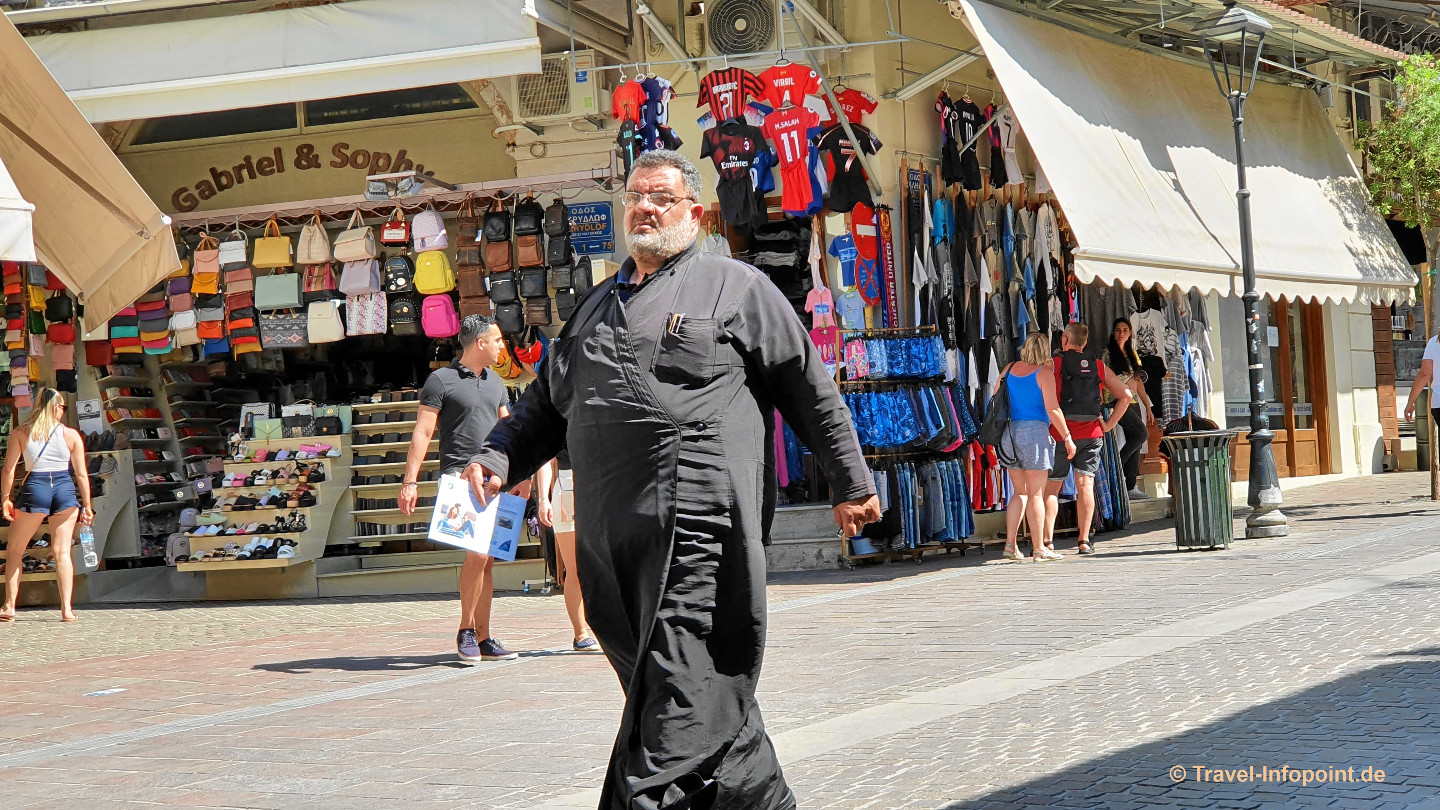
[759,63,821,109]
[697,68,765,123]
[824,88,879,124]
[612,80,647,124]
[763,106,821,213]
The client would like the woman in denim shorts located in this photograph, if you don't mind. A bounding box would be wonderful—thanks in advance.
[997,333,1074,562]
[1,388,94,621]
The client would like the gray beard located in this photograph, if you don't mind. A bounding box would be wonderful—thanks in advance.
[625,219,694,262]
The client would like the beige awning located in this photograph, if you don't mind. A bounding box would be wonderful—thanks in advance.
[0,156,35,263]
[0,16,179,332]
[960,0,1416,305]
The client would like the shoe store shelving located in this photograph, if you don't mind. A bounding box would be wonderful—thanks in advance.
[345,394,443,554]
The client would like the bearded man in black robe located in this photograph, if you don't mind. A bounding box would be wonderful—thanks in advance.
[467,149,879,810]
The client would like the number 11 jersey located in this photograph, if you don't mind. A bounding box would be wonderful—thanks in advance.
[762,106,821,215]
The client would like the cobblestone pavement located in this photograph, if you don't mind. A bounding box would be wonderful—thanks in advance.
[2,473,1439,808]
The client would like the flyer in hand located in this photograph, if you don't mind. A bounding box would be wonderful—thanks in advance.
[427,474,525,561]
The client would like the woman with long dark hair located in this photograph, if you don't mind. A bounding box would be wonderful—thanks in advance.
[0,388,93,621]
[1106,319,1154,498]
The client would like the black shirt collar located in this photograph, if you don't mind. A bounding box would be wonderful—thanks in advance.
[451,357,488,380]
[617,240,700,289]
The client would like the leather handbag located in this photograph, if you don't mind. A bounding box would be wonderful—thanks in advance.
[524,297,552,326]
[25,263,46,287]
[516,234,544,267]
[543,197,570,237]
[259,311,309,349]
[225,267,254,293]
[253,417,284,441]
[306,300,345,344]
[484,240,513,273]
[518,267,548,299]
[253,216,293,269]
[338,258,381,295]
[550,263,574,289]
[457,195,482,243]
[302,263,339,302]
[459,296,492,317]
[488,271,519,305]
[456,245,482,267]
[45,294,73,323]
[555,288,579,321]
[168,276,192,296]
[458,270,488,299]
[226,293,254,312]
[255,273,302,311]
[346,291,388,336]
[218,229,249,271]
[572,256,594,295]
[547,235,572,268]
[297,211,331,264]
[334,209,378,262]
[494,301,524,335]
[483,199,511,243]
[513,197,544,236]
[380,208,410,247]
[171,293,194,312]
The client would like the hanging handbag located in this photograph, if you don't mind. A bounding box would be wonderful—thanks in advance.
[524,297,552,327]
[457,195,482,243]
[45,294,73,323]
[458,270,487,299]
[338,258,382,295]
[494,301,524,335]
[380,208,410,247]
[218,229,249,271]
[412,205,448,251]
[333,209,378,262]
[549,263,574,290]
[346,291,388,336]
[483,198,511,243]
[253,417,284,441]
[516,233,544,267]
[484,239,513,273]
[459,295,491,317]
[25,263,46,287]
[543,197,570,237]
[555,288,579,321]
[547,235,572,269]
[977,365,1018,467]
[518,267,548,299]
[302,263,339,302]
[456,245,482,268]
[225,267,255,293]
[388,294,419,336]
[253,216,293,269]
[306,300,345,343]
[572,255,594,295]
[259,311,309,349]
[383,255,416,293]
[255,272,302,311]
[488,271,519,305]
[512,197,544,236]
[297,211,331,264]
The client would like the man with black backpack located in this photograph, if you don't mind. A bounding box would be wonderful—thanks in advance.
[1045,323,1133,555]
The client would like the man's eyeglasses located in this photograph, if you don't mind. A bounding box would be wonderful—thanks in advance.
[620,191,693,210]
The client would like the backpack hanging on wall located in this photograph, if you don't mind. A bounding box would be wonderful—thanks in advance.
[388,294,419,336]
[383,255,416,293]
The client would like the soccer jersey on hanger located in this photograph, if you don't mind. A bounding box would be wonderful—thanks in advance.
[762,105,822,215]
[816,122,881,213]
[823,88,878,124]
[697,68,765,123]
[759,63,821,109]
[612,80,648,125]
[700,120,771,226]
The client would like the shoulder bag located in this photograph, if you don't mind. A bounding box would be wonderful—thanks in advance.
[253,216,293,269]
[333,210,377,262]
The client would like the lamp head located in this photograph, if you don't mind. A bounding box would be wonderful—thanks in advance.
[1197,1,1272,44]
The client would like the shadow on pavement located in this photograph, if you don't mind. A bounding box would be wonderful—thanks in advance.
[942,645,1440,808]
[254,653,463,674]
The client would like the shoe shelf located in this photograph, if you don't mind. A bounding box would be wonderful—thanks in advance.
[350,398,422,414]
[109,417,165,430]
[96,375,150,388]
[352,420,420,432]
[178,557,294,571]
[349,460,438,474]
[346,531,431,544]
[103,396,158,408]
[352,439,434,454]
[348,480,438,495]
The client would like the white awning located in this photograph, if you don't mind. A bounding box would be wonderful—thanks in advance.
[1,16,180,331]
[960,0,1416,305]
[0,156,36,263]
[26,0,543,123]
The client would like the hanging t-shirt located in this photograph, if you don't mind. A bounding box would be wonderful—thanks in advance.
[935,91,964,187]
[697,67,765,123]
[700,233,732,257]
[828,233,858,287]
[640,76,675,127]
[762,106,822,215]
[984,103,1008,186]
[612,80,648,124]
[810,326,839,375]
[805,286,836,328]
[816,122,881,213]
[700,120,771,226]
[751,148,778,195]
[837,288,867,330]
[616,119,644,177]
[759,64,821,109]
[955,96,983,191]
[824,88,878,124]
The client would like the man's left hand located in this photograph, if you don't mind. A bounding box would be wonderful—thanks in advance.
[510,480,533,500]
[834,495,882,537]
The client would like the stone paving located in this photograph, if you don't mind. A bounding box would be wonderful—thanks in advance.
[1,473,1438,808]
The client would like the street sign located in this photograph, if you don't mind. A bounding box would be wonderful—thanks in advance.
[568,202,615,255]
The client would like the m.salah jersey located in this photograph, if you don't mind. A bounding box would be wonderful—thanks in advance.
[700,121,770,226]
[759,64,821,109]
[697,68,765,123]
[762,106,821,214]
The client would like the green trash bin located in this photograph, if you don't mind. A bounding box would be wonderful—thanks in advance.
[1160,430,1239,550]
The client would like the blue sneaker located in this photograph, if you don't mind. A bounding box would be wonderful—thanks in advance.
[478,637,519,661]
[573,636,601,652]
[456,629,482,665]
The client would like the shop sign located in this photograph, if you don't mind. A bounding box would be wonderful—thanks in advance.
[168,142,437,213]
[569,202,614,254]
[1224,402,1312,418]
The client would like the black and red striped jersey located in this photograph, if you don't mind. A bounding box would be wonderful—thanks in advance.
[697,68,765,123]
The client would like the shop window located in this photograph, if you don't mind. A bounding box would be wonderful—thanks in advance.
[130,104,298,145]
[303,85,478,127]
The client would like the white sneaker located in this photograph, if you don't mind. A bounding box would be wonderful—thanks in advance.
[1128,487,1148,500]
[1033,549,1064,562]
[1001,548,1027,562]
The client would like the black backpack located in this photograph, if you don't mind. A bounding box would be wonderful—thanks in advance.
[1056,351,1103,422]
[383,255,415,293]
[977,368,1018,467]
[389,294,419,336]
[572,255,593,295]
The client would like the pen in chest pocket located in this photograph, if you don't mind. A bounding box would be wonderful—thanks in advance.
[667,313,686,335]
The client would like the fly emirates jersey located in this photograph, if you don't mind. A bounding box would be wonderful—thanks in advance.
[701,120,771,226]
[762,106,822,215]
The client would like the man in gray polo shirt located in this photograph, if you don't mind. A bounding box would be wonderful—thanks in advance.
[399,314,526,663]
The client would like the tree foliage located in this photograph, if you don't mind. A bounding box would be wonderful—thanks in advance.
[1358,54,1440,233]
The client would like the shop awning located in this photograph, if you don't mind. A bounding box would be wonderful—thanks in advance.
[960,0,1417,305]
[24,0,543,123]
[1,16,180,331]
[0,157,36,263]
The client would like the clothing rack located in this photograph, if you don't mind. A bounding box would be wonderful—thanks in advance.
[839,325,937,336]
[840,376,947,388]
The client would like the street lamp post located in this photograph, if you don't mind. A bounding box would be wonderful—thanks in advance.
[1198,1,1288,538]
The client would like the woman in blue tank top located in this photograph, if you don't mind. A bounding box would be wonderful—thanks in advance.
[998,333,1074,562]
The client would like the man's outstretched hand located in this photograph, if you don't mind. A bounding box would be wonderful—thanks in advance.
[834,494,882,537]
[463,463,504,505]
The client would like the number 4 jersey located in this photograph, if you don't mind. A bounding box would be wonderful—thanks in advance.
[762,106,822,216]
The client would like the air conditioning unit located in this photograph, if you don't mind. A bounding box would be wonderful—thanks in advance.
[511,50,608,125]
[703,0,819,69]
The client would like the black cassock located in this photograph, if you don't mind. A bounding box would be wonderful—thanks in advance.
[473,241,873,809]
